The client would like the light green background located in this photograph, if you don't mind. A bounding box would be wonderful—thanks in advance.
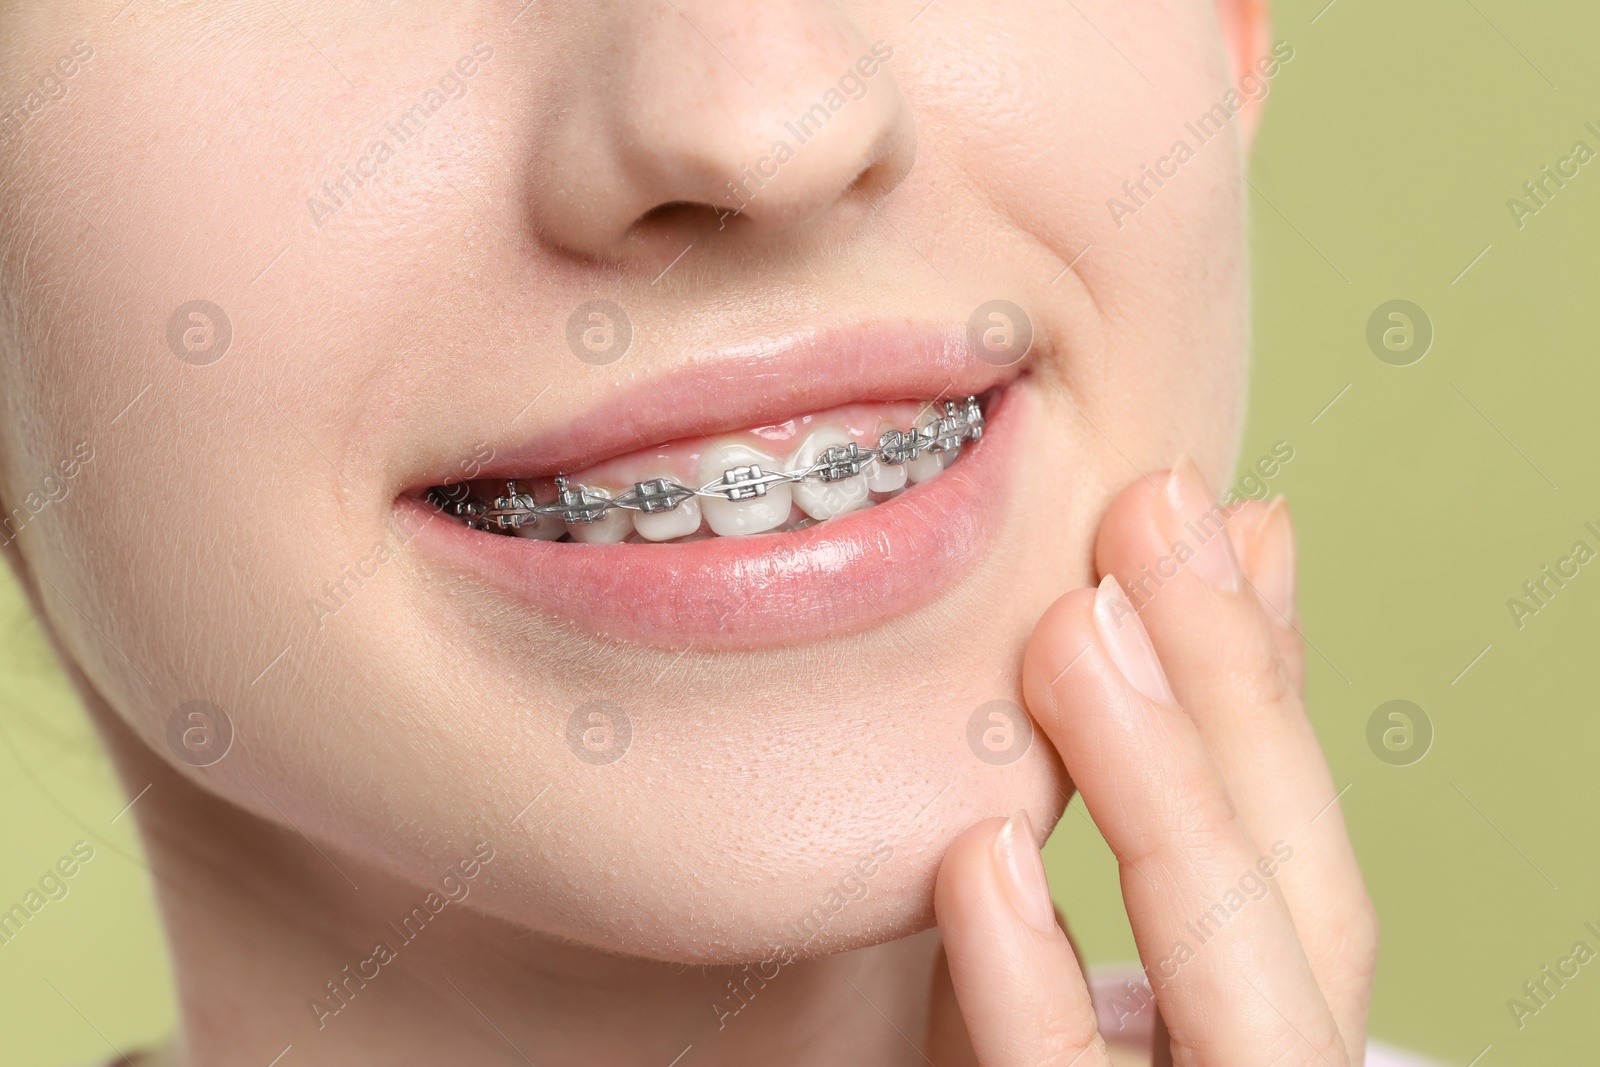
[4,1,1599,1063]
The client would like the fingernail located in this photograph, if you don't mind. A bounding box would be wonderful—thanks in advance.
[1162,456,1242,593]
[1253,495,1297,626]
[1094,575,1174,703]
[993,810,1057,934]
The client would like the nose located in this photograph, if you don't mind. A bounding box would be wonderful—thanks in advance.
[524,1,917,261]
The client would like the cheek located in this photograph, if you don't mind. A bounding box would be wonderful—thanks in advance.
[0,0,1249,967]
[0,10,468,876]
[898,1,1249,465]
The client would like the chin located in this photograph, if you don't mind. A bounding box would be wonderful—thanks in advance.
[435,691,1072,966]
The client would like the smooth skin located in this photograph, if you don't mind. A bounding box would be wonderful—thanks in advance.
[0,1,1381,1064]
[30,463,1379,1067]
[936,462,1375,1066]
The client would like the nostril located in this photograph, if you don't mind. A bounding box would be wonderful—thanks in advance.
[850,158,900,204]
[635,200,711,226]
[850,122,918,205]
[628,199,733,242]
[641,118,914,236]
[834,166,889,220]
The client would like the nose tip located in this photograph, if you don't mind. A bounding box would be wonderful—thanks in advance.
[524,8,917,261]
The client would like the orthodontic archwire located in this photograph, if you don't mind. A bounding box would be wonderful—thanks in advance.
[427,395,986,533]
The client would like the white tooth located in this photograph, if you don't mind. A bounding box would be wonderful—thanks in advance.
[906,411,945,484]
[513,513,567,540]
[863,457,907,492]
[788,427,869,520]
[631,472,702,542]
[906,451,943,483]
[864,422,908,492]
[566,485,633,544]
[699,443,791,536]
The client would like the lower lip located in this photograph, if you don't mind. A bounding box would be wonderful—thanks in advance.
[403,386,1024,650]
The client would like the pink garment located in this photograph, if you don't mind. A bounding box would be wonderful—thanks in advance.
[1089,968,1444,1066]
[96,972,1443,1066]
[98,1040,1450,1067]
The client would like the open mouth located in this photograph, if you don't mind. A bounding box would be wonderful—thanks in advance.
[399,323,1030,648]
[422,393,990,544]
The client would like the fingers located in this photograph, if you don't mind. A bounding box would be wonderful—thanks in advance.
[933,813,1114,1067]
[1223,495,1306,695]
[1093,461,1376,1053]
[1022,580,1348,1066]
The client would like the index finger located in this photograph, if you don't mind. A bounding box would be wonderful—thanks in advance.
[1022,579,1349,1067]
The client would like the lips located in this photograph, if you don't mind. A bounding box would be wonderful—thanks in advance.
[399,323,1027,649]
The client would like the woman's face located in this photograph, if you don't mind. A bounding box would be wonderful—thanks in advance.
[0,1,1259,961]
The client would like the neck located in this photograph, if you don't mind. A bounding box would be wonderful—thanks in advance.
[98,710,951,1067]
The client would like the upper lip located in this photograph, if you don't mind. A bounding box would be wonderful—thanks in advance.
[413,320,1027,487]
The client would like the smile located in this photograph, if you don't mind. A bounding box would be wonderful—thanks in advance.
[399,323,1029,648]
[425,395,987,544]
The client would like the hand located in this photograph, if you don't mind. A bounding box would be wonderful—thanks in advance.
[931,460,1378,1066]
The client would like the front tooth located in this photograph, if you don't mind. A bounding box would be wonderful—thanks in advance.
[631,471,702,542]
[906,451,943,483]
[906,412,944,484]
[566,485,633,543]
[514,513,567,540]
[864,421,908,492]
[699,443,791,536]
[788,427,869,520]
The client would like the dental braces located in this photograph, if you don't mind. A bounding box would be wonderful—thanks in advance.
[428,395,986,533]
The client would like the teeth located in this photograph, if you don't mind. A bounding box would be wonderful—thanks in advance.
[905,451,943,483]
[863,421,908,493]
[632,470,703,541]
[566,485,634,543]
[863,457,907,491]
[788,427,870,520]
[905,409,944,484]
[700,443,792,536]
[435,394,986,542]
[513,514,567,540]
